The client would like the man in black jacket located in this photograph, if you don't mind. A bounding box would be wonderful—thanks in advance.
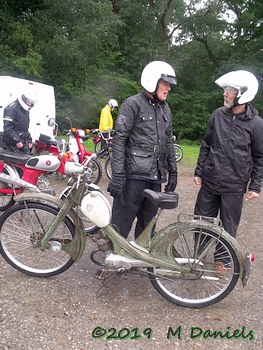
[3,86,36,154]
[194,70,263,273]
[107,61,177,239]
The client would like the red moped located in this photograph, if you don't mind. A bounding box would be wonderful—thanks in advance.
[0,149,61,210]
[34,117,102,184]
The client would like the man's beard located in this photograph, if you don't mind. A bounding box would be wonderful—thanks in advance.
[224,99,235,109]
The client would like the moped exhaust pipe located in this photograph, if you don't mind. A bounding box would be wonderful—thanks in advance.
[0,173,40,191]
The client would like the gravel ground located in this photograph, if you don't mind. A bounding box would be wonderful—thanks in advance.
[0,163,262,350]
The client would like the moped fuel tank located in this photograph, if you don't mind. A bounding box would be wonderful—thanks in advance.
[26,155,60,171]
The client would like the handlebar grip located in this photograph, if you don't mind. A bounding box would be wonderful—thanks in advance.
[84,171,92,184]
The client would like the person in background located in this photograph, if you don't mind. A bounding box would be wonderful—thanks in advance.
[3,85,36,154]
[107,61,177,239]
[99,98,118,149]
[193,70,263,274]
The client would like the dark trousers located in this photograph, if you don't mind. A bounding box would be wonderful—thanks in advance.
[111,179,161,239]
[194,186,244,264]
[194,186,244,238]
[5,144,31,154]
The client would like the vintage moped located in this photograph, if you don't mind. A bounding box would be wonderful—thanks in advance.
[0,155,254,308]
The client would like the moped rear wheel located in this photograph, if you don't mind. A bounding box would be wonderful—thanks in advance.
[148,227,240,308]
[0,202,75,277]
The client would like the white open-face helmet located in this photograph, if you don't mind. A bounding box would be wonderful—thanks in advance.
[215,70,259,104]
[18,83,37,111]
[108,99,118,108]
[141,61,177,93]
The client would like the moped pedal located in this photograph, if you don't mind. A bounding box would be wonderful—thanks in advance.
[95,269,111,280]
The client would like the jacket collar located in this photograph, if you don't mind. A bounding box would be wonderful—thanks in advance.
[142,90,164,107]
[223,103,258,121]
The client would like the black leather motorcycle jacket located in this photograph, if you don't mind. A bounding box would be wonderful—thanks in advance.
[3,99,32,146]
[111,91,177,181]
[194,104,263,193]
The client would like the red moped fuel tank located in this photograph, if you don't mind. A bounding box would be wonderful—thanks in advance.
[25,155,60,171]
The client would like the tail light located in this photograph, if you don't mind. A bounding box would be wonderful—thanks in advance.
[242,252,256,287]
[248,252,256,263]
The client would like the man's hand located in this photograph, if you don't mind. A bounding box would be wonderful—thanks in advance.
[107,174,126,198]
[247,191,259,200]
[165,173,177,192]
[194,176,202,185]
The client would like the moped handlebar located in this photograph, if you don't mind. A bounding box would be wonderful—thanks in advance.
[64,153,97,176]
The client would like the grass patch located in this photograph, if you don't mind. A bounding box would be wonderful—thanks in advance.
[178,142,200,166]
[84,138,95,152]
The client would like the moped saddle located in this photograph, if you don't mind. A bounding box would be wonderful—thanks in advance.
[0,148,31,165]
[143,189,179,209]
[39,134,57,146]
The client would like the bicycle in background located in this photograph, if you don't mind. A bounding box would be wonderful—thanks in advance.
[173,136,183,162]
[92,129,113,180]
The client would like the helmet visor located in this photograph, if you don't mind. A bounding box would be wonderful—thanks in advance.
[21,94,35,108]
[223,86,238,95]
[161,74,177,86]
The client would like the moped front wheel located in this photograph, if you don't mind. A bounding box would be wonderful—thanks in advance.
[0,202,75,277]
[148,227,240,308]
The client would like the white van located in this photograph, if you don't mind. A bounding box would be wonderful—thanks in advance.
[0,76,56,143]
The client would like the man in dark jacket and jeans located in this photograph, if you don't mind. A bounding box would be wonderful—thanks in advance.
[107,61,177,239]
[194,70,263,274]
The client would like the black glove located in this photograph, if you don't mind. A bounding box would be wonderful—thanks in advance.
[107,174,126,198]
[165,173,177,192]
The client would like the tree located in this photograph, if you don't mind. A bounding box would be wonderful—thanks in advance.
[0,0,44,77]
[0,0,262,137]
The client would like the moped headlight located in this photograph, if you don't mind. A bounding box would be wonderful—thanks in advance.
[80,191,111,228]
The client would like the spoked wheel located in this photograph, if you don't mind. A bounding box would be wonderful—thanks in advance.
[104,156,112,180]
[0,202,75,277]
[148,227,240,308]
[85,159,102,185]
[59,186,100,235]
[174,144,183,162]
[0,166,15,211]
[94,139,102,154]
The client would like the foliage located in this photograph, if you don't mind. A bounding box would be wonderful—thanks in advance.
[0,0,262,140]
[169,89,221,140]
